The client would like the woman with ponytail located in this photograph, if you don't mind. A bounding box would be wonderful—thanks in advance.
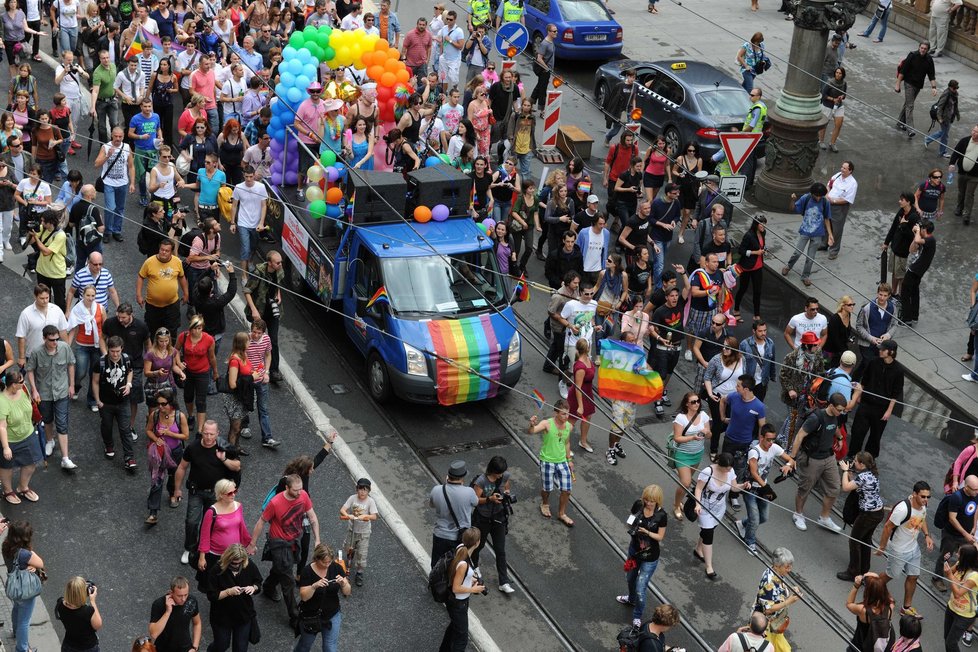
[837,451,884,581]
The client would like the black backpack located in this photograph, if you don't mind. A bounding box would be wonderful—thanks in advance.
[178,227,203,259]
[427,550,456,604]
[863,606,895,652]
[616,623,663,652]
[934,490,959,530]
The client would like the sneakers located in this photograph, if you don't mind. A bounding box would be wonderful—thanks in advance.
[654,401,664,417]
[746,543,757,554]
[104,446,115,459]
[963,631,974,647]
[963,374,978,383]
[817,516,843,533]
[606,448,617,465]
[125,458,137,471]
[180,550,190,565]
[829,144,839,153]
[932,577,949,592]
[683,350,693,362]
[499,583,515,594]
[730,496,742,511]
[661,390,671,407]
[262,438,281,448]
[241,427,252,439]
[900,606,922,620]
[632,618,642,628]
[558,379,569,399]
[130,428,138,442]
[614,442,626,459]
[792,512,807,531]
[819,141,827,150]
[578,442,593,453]
[89,404,98,412]
[44,439,55,457]
[355,572,364,587]
[735,519,746,540]
[61,457,77,470]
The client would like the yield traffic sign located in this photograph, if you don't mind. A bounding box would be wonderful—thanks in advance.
[719,132,762,175]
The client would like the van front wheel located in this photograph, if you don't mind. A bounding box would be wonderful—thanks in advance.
[367,352,392,403]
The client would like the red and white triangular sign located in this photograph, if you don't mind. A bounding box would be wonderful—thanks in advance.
[719,132,763,174]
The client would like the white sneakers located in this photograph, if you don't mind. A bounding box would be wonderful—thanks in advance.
[792,513,807,531]
[60,457,77,470]
[499,583,515,594]
[683,350,693,362]
[817,516,844,533]
[735,519,747,540]
[44,439,55,457]
[180,551,190,564]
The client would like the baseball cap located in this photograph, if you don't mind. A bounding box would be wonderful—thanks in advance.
[587,194,599,204]
[840,350,857,366]
[800,331,819,346]
[356,478,372,489]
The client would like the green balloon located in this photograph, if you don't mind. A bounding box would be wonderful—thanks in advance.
[308,200,327,219]
[322,46,335,61]
[303,24,317,36]
[315,33,329,49]
[289,32,305,48]
[317,24,332,36]
[309,44,324,62]
[320,150,337,167]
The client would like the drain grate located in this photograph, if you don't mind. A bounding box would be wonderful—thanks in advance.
[421,437,513,458]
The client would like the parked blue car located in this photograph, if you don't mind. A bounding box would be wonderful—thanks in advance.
[524,0,623,60]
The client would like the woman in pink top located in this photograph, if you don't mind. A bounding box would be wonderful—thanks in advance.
[643,134,672,202]
[621,297,652,347]
[197,478,251,588]
[948,433,978,494]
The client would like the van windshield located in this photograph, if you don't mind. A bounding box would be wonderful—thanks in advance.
[382,250,509,316]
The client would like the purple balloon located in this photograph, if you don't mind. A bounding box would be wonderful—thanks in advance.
[270,139,283,153]
[483,218,496,232]
[285,170,299,186]
[326,167,339,183]
[432,204,450,222]
[270,172,283,185]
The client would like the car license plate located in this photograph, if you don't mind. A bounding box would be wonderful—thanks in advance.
[585,34,607,42]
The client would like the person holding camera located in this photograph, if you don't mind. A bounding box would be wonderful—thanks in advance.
[28,209,68,312]
[243,250,283,383]
[469,456,515,595]
[617,484,667,628]
[55,576,103,652]
[735,423,794,554]
[294,543,351,652]
[837,452,884,582]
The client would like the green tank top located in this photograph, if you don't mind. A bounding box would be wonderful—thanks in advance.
[540,418,571,463]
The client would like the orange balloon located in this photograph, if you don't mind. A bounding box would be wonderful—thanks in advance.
[387,48,401,61]
[373,39,389,52]
[395,68,410,84]
[326,187,344,204]
[414,205,432,223]
[380,72,396,87]
[361,51,376,67]
[383,57,400,73]
[368,65,385,81]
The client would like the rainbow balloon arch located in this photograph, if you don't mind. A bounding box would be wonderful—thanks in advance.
[268,25,415,187]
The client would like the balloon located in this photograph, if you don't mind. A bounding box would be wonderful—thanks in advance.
[336,46,352,66]
[285,170,299,186]
[384,57,401,73]
[287,87,303,104]
[280,71,295,88]
[294,75,310,91]
[380,72,396,88]
[317,24,332,36]
[482,223,492,236]
[271,171,283,185]
[367,65,385,82]
[325,204,343,218]
[432,204,450,222]
[308,200,327,219]
[282,46,298,59]
[374,39,390,52]
[302,64,318,79]
[296,48,312,64]
[326,166,339,182]
[334,162,347,180]
[306,185,324,202]
[361,51,376,67]
[287,59,303,75]
[376,85,393,103]
[303,24,317,36]
[425,156,442,168]
[289,32,305,48]
[387,48,401,61]
[325,187,343,204]
[307,165,324,183]
[483,218,496,231]
[320,150,337,167]
[414,205,432,223]
[322,46,335,61]
[395,68,410,84]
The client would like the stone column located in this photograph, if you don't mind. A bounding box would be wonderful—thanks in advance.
[754,0,859,209]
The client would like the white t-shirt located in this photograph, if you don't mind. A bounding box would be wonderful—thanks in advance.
[697,466,737,529]
[582,232,604,272]
[340,13,363,30]
[16,178,51,211]
[887,499,926,556]
[175,51,201,90]
[53,0,78,28]
[342,494,378,534]
[748,442,786,481]
[221,78,246,115]
[560,299,596,349]
[827,172,858,206]
[788,311,828,348]
[56,65,82,100]
[231,181,267,229]
[16,302,68,356]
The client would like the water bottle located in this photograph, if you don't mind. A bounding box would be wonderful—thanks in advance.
[948,170,955,186]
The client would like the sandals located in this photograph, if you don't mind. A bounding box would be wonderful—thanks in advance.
[732,310,743,323]
[674,507,684,521]
[558,514,575,527]
[3,491,20,505]
[16,489,38,502]
[169,496,181,508]
[963,355,974,362]
[540,503,552,519]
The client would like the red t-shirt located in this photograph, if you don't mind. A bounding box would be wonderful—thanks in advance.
[229,355,252,379]
[178,331,214,374]
[605,143,638,183]
[261,490,312,541]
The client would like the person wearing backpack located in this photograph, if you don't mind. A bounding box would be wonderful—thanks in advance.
[429,460,478,569]
[877,481,934,620]
[838,452,885,582]
[932,476,978,593]
[439,527,485,652]
[943,544,978,651]
[717,611,770,652]
[789,392,846,533]
[2,519,43,652]
[845,572,895,652]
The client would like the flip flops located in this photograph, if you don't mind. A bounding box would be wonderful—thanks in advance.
[3,491,20,505]
[558,514,575,527]
[16,489,38,502]
[540,503,551,519]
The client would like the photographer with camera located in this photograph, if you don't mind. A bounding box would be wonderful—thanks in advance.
[837,451,884,582]
[735,423,794,554]
[243,250,284,384]
[617,484,667,628]
[55,576,103,652]
[470,456,515,595]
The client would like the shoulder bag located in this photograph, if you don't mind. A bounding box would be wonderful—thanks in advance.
[442,483,462,539]
[5,548,42,601]
[682,465,712,522]
[667,417,694,470]
[95,145,125,193]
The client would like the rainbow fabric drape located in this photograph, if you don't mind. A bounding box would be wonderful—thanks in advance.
[427,315,501,405]
[596,339,663,405]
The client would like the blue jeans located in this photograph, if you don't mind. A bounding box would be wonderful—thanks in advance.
[72,344,101,408]
[605,122,622,143]
[40,158,60,183]
[741,490,769,546]
[239,226,258,268]
[516,153,531,179]
[12,597,35,652]
[651,239,670,290]
[206,107,219,133]
[862,6,890,40]
[254,381,273,441]
[626,554,659,622]
[292,610,342,652]
[103,183,128,235]
[492,201,512,227]
[926,120,952,155]
[741,69,755,92]
[58,25,78,54]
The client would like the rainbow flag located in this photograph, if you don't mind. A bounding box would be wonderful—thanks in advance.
[427,315,501,405]
[144,30,185,56]
[123,26,147,61]
[597,339,663,405]
[512,273,530,302]
[365,286,390,309]
[531,388,545,410]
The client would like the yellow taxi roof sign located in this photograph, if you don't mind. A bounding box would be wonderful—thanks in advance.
[670,62,687,70]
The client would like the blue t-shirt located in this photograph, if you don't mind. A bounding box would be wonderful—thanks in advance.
[197,168,226,206]
[827,367,853,402]
[794,193,830,238]
[725,393,766,444]
[129,113,161,151]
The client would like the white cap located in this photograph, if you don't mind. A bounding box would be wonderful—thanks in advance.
[587,194,600,204]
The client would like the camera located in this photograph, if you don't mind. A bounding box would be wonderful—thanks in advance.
[627,526,639,537]
[268,299,281,319]
[86,580,96,595]
[772,468,795,484]
[500,492,517,516]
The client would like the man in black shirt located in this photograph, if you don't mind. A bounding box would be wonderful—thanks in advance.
[618,198,651,262]
[932,475,978,592]
[173,421,242,565]
[900,219,936,325]
[91,336,134,470]
[699,224,732,271]
[149,576,201,652]
[544,231,583,289]
[649,183,682,290]
[572,195,600,233]
[66,185,105,264]
[102,303,150,440]
[790,393,847,533]
[895,41,937,138]
[849,339,904,458]
[649,286,686,417]
[646,266,689,314]
[612,157,643,235]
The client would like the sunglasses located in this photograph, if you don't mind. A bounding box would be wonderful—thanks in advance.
[688,398,700,403]
[845,302,855,306]
[931,175,943,179]
[157,401,170,406]
[46,335,59,341]
[713,321,726,326]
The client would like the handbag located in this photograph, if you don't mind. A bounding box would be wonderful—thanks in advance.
[769,611,790,634]
[249,614,261,644]
[176,149,192,177]
[682,465,712,521]
[967,302,978,332]
[95,144,125,193]
[5,549,42,601]
[299,609,324,634]
[667,418,694,470]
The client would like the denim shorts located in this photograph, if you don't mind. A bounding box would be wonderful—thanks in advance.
[39,397,69,434]
[239,226,258,265]
[885,545,922,578]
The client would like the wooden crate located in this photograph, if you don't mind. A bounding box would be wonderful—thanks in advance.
[556,125,595,160]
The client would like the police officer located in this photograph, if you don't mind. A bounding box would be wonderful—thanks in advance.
[495,0,525,28]
[468,0,491,31]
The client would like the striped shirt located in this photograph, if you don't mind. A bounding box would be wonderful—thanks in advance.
[71,265,115,308]
[246,333,271,383]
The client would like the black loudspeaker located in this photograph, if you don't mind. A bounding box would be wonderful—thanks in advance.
[406,166,473,217]
[350,170,408,224]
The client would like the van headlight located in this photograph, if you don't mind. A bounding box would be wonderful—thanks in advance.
[404,344,427,376]
[507,333,521,367]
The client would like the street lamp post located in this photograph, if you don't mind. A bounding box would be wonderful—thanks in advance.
[753,0,863,209]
